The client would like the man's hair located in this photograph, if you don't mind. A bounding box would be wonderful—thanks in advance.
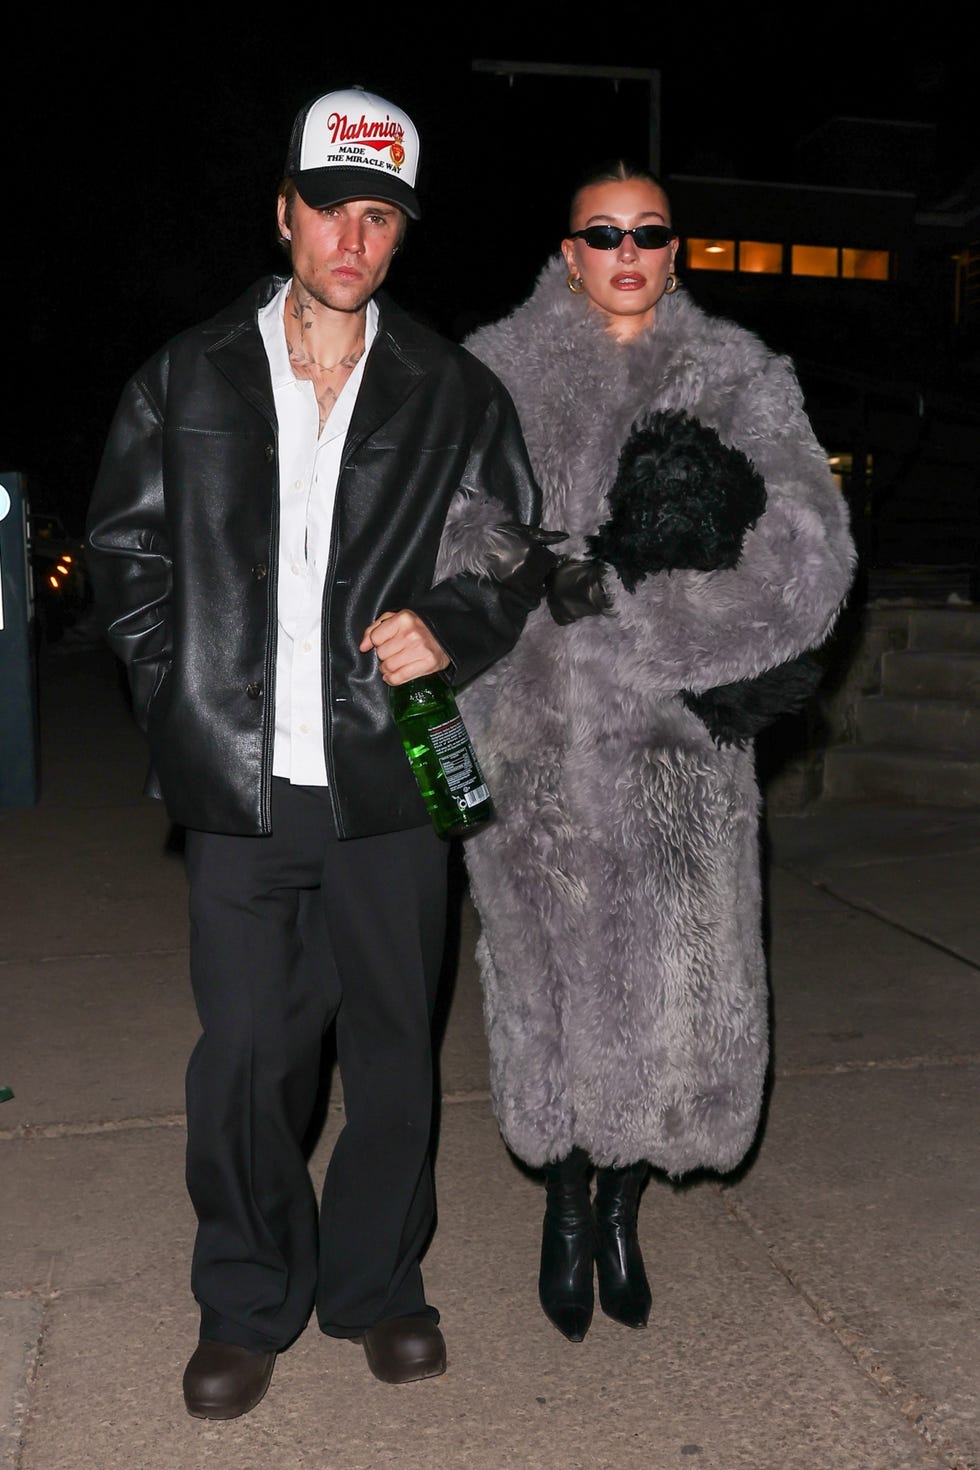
[567,158,672,230]
[276,177,410,257]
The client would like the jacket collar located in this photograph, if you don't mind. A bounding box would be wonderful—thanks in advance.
[345,291,432,455]
[203,277,286,426]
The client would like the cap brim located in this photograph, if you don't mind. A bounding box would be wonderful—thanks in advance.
[291,166,420,220]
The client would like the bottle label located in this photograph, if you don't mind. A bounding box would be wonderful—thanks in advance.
[429,715,487,805]
[390,676,493,835]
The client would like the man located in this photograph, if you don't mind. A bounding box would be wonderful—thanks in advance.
[85,85,556,1421]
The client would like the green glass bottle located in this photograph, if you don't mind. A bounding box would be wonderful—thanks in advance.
[389,675,495,838]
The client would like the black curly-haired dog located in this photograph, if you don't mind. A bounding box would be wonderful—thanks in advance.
[587,409,824,747]
[587,409,768,588]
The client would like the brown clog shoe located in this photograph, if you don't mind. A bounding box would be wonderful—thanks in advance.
[182,1341,276,1420]
[356,1315,446,1384]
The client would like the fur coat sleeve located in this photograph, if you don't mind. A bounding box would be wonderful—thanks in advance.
[461,257,856,702]
[595,351,855,694]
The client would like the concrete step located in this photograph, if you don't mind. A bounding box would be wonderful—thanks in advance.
[857,695,980,757]
[821,745,980,806]
[867,568,976,603]
[814,601,980,807]
[879,466,977,499]
[875,537,978,565]
[907,606,980,651]
[881,648,980,701]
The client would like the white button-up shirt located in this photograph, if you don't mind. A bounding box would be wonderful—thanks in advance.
[258,282,377,785]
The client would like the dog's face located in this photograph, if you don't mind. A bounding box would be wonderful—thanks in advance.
[587,411,767,587]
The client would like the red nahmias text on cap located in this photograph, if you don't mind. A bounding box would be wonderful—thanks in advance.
[327,109,405,152]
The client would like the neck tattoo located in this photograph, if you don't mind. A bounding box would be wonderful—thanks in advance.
[285,289,364,374]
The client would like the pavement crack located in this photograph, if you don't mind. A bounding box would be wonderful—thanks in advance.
[0,1090,494,1143]
[2,1292,48,1470]
[771,866,979,972]
[0,947,189,969]
[775,1054,979,1077]
[0,1113,189,1142]
[721,1191,976,1470]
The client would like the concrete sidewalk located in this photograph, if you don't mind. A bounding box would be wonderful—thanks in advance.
[1,637,977,1470]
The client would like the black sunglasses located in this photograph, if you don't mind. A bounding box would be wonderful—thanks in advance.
[570,224,676,251]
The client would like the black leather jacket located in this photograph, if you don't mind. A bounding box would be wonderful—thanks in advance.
[85,276,543,839]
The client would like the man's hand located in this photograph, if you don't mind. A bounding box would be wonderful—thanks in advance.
[359,610,451,685]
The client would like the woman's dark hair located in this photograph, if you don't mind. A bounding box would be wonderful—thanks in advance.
[568,158,671,230]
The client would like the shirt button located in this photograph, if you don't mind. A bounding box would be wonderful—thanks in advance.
[293,479,303,490]
[302,640,312,653]
[299,722,310,735]
[291,562,301,576]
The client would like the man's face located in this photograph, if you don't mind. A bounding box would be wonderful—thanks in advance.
[278,194,406,314]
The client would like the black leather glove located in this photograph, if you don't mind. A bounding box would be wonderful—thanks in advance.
[482,524,568,599]
[545,557,612,626]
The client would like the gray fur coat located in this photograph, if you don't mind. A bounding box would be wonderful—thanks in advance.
[441,256,856,1177]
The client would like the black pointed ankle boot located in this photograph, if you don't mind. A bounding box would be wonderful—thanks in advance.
[538,1147,595,1342]
[594,1161,652,1329]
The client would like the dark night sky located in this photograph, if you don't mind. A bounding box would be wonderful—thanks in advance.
[13,6,976,531]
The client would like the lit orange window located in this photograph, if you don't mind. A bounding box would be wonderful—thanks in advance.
[792,245,839,277]
[686,238,734,271]
[827,451,872,493]
[842,248,889,280]
[738,241,782,274]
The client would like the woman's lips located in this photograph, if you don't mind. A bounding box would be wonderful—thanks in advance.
[611,273,646,289]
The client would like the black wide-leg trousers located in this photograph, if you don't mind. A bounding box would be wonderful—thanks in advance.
[182,778,449,1353]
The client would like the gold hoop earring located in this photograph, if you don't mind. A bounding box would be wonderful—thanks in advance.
[663,274,679,294]
[567,274,586,295]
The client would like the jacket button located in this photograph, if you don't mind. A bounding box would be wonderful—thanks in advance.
[252,563,268,580]
[265,444,275,462]
[246,682,263,699]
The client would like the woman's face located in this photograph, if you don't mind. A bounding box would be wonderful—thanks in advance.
[560,177,678,341]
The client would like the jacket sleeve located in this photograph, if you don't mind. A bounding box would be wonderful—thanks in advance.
[410,382,548,686]
[588,354,857,693]
[84,361,173,732]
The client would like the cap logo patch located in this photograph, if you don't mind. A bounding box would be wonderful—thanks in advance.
[327,109,405,157]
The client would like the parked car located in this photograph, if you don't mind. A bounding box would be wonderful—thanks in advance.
[29,511,93,642]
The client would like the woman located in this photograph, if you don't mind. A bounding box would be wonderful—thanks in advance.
[454,161,856,1343]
